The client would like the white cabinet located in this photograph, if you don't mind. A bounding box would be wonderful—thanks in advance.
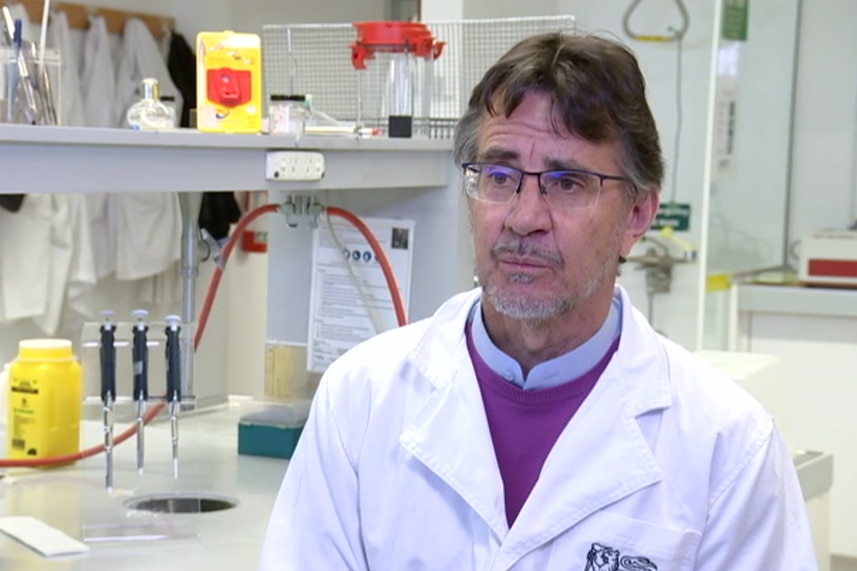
[737,284,856,559]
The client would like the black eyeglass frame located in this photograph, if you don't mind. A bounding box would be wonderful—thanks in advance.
[461,162,634,207]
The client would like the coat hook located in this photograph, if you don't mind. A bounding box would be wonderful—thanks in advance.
[85,6,99,24]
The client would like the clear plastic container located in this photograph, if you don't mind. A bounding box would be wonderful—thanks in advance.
[1,45,62,125]
[268,94,309,135]
[351,22,444,139]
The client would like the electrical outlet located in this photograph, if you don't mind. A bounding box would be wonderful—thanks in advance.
[265,151,325,182]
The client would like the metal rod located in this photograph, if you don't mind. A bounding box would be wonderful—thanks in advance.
[170,401,179,479]
[102,398,113,491]
[177,192,203,402]
[131,309,149,475]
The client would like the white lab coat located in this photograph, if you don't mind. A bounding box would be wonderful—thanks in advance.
[81,15,118,281]
[259,286,816,571]
[48,11,86,128]
[46,11,97,326]
[113,18,181,292]
[115,18,181,127]
[0,195,51,322]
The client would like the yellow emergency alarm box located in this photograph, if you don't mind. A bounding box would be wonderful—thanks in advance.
[196,31,263,134]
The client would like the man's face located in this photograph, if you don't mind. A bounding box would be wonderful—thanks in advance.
[469,91,655,321]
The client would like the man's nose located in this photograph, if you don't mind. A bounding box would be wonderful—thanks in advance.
[504,174,552,235]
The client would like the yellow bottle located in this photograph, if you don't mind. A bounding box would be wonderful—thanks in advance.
[7,339,82,465]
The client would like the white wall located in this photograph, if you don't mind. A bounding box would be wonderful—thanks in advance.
[788,0,857,248]
[229,0,388,34]
[462,0,558,19]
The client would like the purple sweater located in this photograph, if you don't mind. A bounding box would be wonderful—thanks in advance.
[466,323,619,526]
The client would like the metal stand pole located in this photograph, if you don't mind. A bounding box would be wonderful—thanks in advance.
[177,192,204,402]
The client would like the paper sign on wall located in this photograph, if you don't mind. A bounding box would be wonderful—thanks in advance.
[307,216,415,374]
[712,41,742,178]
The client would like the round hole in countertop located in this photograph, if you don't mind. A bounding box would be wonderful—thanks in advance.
[124,493,239,514]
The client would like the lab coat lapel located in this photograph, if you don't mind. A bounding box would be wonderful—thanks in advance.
[495,289,671,569]
[399,295,509,540]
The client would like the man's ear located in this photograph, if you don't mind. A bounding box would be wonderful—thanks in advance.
[621,190,659,255]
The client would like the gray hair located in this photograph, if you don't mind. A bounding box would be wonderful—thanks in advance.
[452,33,664,201]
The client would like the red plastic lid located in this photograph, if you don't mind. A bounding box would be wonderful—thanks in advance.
[351,21,445,69]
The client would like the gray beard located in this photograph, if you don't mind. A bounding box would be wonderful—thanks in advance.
[481,261,611,322]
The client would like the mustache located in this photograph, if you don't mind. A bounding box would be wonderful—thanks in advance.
[491,239,564,268]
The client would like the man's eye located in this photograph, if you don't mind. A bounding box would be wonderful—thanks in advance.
[483,168,515,186]
[550,172,588,191]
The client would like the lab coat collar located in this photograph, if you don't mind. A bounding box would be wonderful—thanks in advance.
[400,286,673,560]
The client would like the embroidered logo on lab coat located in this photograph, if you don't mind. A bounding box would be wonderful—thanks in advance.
[584,543,658,571]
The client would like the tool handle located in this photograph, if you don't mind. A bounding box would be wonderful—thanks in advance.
[165,315,182,402]
[132,311,149,401]
[99,312,116,404]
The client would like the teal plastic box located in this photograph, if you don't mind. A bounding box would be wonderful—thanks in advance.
[237,400,311,460]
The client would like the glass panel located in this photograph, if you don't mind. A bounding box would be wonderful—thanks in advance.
[703,0,801,350]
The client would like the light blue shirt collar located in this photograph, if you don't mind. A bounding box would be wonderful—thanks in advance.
[469,293,622,391]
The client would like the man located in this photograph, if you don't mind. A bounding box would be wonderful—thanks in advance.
[259,33,816,570]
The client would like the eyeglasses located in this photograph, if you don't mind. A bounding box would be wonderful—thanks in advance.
[461,162,633,210]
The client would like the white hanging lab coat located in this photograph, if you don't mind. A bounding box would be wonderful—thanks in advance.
[115,18,181,127]
[114,18,181,291]
[0,195,51,322]
[48,10,86,128]
[81,15,117,281]
[259,286,817,571]
[45,11,97,326]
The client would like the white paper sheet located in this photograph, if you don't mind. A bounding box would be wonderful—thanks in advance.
[307,216,415,373]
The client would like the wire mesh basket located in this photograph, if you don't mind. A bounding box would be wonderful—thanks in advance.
[261,16,576,139]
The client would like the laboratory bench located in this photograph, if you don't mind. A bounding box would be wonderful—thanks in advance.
[0,402,288,570]
[0,401,835,570]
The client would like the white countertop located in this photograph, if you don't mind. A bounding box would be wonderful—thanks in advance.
[0,403,288,570]
[0,401,835,569]
[736,283,857,318]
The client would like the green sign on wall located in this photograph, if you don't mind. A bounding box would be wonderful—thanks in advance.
[722,0,749,41]
[652,202,691,232]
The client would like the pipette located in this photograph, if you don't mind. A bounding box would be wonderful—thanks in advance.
[131,310,149,475]
[164,315,182,479]
[99,311,116,491]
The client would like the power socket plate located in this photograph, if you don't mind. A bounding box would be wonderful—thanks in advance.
[266,151,325,182]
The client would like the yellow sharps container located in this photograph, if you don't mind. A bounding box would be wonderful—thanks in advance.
[7,339,82,465]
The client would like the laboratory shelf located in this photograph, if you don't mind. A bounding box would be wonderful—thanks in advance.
[0,125,453,195]
[736,283,857,319]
